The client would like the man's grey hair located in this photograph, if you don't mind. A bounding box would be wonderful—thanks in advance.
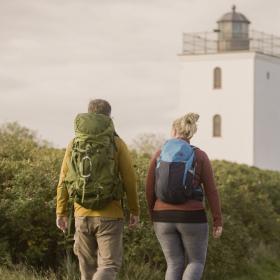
[88,99,111,116]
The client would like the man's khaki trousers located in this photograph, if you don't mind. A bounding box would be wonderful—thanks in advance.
[74,216,124,280]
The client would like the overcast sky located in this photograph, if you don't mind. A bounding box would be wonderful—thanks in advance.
[0,0,279,147]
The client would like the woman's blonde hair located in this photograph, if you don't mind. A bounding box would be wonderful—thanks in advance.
[172,113,199,140]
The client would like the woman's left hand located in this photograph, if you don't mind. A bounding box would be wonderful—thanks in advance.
[213,226,223,239]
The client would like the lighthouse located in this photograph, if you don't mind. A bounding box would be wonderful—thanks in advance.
[179,6,280,170]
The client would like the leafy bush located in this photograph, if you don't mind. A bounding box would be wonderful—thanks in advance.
[204,161,280,279]
[1,123,280,280]
[0,123,65,268]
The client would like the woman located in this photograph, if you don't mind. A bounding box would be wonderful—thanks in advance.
[146,113,223,280]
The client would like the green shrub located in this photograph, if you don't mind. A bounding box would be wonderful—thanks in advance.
[1,123,280,280]
[0,123,65,269]
[204,161,280,279]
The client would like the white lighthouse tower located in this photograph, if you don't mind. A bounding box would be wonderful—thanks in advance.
[179,6,280,170]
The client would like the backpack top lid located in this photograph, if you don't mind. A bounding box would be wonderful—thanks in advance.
[74,113,115,139]
[159,138,194,168]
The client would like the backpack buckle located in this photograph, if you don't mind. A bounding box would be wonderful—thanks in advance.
[80,155,92,178]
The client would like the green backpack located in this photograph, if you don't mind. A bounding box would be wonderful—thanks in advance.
[63,113,123,210]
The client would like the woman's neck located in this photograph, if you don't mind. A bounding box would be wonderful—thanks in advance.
[174,135,190,143]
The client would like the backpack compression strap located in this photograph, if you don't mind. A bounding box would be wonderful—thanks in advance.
[183,146,197,187]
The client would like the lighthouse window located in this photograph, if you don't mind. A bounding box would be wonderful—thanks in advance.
[213,115,222,137]
[233,24,242,33]
[213,67,222,89]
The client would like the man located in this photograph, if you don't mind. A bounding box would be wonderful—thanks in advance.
[56,99,139,280]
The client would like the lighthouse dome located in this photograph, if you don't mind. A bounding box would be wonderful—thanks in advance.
[218,5,250,24]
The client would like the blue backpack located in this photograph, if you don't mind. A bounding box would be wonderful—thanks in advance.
[155,139,203,204]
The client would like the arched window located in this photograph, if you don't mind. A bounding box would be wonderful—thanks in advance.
[213,67,222,89]
[213,115,222,137]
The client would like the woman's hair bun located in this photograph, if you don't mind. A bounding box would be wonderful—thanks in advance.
[184,113,199,125]
[172,112,199,140]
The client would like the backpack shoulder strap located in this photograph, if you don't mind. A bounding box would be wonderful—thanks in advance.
[190,145,198,170]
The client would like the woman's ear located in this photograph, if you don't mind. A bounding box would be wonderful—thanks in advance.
[171,128,177,137]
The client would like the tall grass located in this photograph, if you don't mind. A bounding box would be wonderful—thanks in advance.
[118,262,164,280]
[2,255,280,280]
[0,265,56,280]
[58,251,80,280]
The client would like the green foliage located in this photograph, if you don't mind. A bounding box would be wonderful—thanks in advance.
[204,161,280,279]
[230,245,280,280]
[0,122,65,268]
[1,123,280,279]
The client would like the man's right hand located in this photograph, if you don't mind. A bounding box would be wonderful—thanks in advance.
[56,215,68,233]
[128,214,139,229]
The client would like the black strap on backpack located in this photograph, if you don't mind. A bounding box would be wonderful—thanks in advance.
[189,146,204,202]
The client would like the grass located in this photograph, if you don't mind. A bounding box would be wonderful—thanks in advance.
[118,262,164,280]
[1,253,280,280]
[0,265,56,280]
[231,256,280,280]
